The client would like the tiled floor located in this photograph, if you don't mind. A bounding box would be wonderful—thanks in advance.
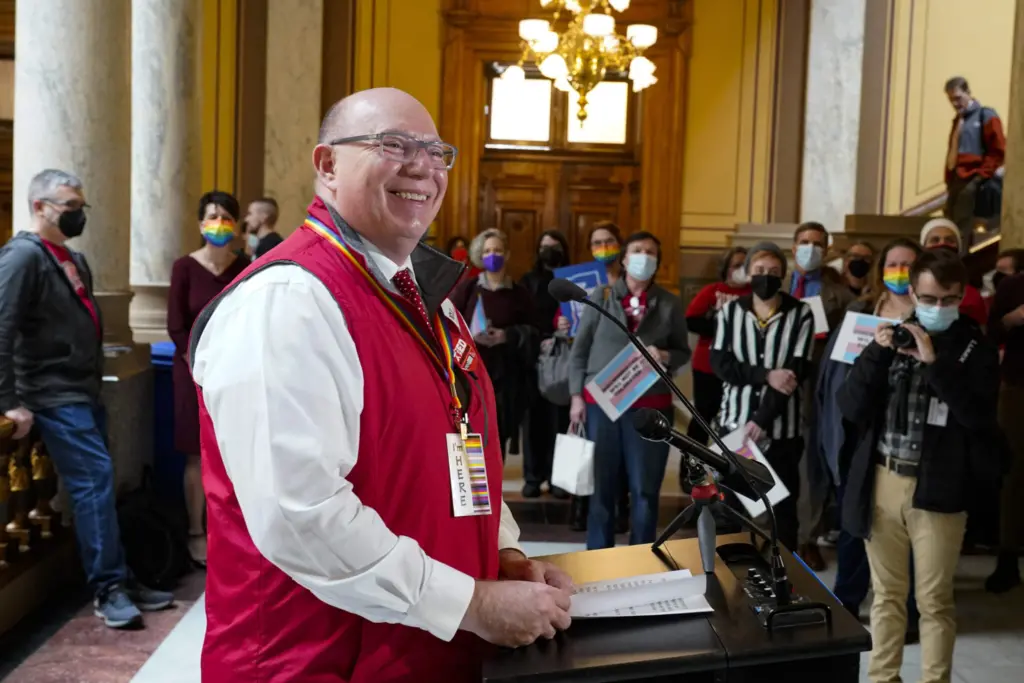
[3,545,1023,682]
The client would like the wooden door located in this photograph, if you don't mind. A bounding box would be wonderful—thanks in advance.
[479,159,639,279]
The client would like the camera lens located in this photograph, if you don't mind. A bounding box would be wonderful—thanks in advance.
[892,325,915,349]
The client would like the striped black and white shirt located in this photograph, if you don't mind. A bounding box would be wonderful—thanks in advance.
[710,294,815,440]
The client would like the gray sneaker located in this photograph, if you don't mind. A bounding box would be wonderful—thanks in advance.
[94,587,143,629]
[125,582,175,611]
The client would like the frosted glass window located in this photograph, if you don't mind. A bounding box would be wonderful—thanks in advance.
[566,81,629,144]
[489,78,552,142]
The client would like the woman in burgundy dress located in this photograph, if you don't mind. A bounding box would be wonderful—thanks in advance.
[167,190,248,566]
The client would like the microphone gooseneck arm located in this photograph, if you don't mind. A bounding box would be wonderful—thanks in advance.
[573,293,790,602]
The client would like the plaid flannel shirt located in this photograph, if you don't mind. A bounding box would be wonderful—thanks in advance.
[877,355,929,463]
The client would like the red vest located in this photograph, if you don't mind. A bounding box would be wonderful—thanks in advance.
[193,205,503,682]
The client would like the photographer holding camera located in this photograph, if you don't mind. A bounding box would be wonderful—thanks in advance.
[837,249,1002,683]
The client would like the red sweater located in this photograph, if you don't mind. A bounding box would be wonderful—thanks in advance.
[960,284,987,327]
[194,199,502,682]
[685,282,751,374]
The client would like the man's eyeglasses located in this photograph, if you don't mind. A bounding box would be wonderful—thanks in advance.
[329,132,458,171]
[45,198,90,211]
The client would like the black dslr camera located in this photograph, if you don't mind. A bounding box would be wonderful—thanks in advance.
[891,317,918,350]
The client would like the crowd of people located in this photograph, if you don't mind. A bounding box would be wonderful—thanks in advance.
[0,84,1021,683]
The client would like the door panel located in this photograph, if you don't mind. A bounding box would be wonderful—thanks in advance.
[479,158,639,276]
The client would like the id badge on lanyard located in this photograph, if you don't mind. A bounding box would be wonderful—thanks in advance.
[447,431,492,517]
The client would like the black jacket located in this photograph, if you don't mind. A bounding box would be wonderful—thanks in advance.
[836,315,1004,538]
[0,232,104,413]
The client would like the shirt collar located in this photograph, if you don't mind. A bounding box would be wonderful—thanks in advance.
[362,238,414,283]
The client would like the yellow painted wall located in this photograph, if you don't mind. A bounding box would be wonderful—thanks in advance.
[679,0,779,247]
[882,0,1016,214]
[353,0,442,122]
[200,0,238,194]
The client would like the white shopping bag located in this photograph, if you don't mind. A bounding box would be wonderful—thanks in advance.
[550,424,595,496]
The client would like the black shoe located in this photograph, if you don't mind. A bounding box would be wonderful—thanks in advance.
[549,485,570,500]
[985,552,1022,594]
[570,496,588,531]
[522,482,542,498]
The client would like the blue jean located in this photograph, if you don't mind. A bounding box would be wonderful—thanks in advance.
[585,404,671,549]
[34,402,128,596]
[834,482,918,621]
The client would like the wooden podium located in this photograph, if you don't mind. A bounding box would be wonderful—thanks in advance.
[482,534,871,683]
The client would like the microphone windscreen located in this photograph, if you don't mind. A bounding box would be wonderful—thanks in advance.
[632,408,669,438]
[548,278,588,303]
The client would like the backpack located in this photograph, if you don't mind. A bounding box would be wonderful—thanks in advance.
[537,286,611,406]
[117,467,190,590]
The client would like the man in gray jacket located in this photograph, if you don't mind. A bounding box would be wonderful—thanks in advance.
[0,169,173,628]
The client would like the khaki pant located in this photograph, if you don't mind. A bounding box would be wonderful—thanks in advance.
[999,383,1024,550]
[865,466,966,683]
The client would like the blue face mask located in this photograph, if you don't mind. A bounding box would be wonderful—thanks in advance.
[795,244,823,271]
[914,304,959,333]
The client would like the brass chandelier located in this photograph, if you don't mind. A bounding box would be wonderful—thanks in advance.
[503,0,658,123]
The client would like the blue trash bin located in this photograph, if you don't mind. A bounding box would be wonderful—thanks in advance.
[151,341,185,502]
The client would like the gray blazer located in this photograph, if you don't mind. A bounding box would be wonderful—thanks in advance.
[568,278,691,398]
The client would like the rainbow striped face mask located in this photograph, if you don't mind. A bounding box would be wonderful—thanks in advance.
[882,266,910,295]
[201,219,236,247]
[592,245,621,264]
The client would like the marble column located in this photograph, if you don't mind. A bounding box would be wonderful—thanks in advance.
[13,0,134,344]
[799,0,866,232]
[13,0,150,494]
[129,0,202,343]
[999,0,1024,248]
[264,0,324,233]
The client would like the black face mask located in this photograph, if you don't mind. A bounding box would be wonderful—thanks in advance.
[750,274,782,300]
[539,246,564,268]
[847,258,871,279]
[929,244,958,255]
[58,208,87,238]
[993,271,1009,291]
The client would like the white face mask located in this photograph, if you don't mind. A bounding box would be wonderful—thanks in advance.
[731,266,749,285]
[795,244,823,271]
[625,253,657,282]
[246,234,260,250]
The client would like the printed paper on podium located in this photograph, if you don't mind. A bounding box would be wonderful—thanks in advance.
[711,429,790,518]
[570,569,712,618]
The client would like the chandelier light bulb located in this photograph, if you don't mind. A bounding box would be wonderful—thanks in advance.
[502,64,526,82]
[628,55,656,78]
[564,0,582,13]
[518,19,550,41]
[609,0,631,11]
[626,24,658,49]
[533,30,560,54]
[553,77,572,93]
[601,34,620,52]
[632,74,657,92]
[539,53,569,80]
[582,13,615,37]
[539,0,556,7]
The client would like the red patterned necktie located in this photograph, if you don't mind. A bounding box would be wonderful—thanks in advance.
[392,268,429,324]
[793,274,806,299]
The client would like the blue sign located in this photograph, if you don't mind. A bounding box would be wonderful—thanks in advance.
[554,261,609,337]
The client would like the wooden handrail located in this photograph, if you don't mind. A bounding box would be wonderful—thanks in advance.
[0,416,12,440]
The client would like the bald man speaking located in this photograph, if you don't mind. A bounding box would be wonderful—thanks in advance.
[189,89,573,682]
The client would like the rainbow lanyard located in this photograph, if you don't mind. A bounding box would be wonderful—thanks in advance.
[303,215,465,431]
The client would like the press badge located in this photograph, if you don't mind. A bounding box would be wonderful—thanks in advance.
[447,433,492,517]
[927,398,949,427]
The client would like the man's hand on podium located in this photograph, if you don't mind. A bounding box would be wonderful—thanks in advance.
[498,548,575,593]
[459,550,575,647]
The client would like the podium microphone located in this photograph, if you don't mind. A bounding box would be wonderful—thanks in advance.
[631,409,774,500]
[548,278,792,606]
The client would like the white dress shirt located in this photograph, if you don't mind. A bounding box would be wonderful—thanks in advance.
[192,241,522,643]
